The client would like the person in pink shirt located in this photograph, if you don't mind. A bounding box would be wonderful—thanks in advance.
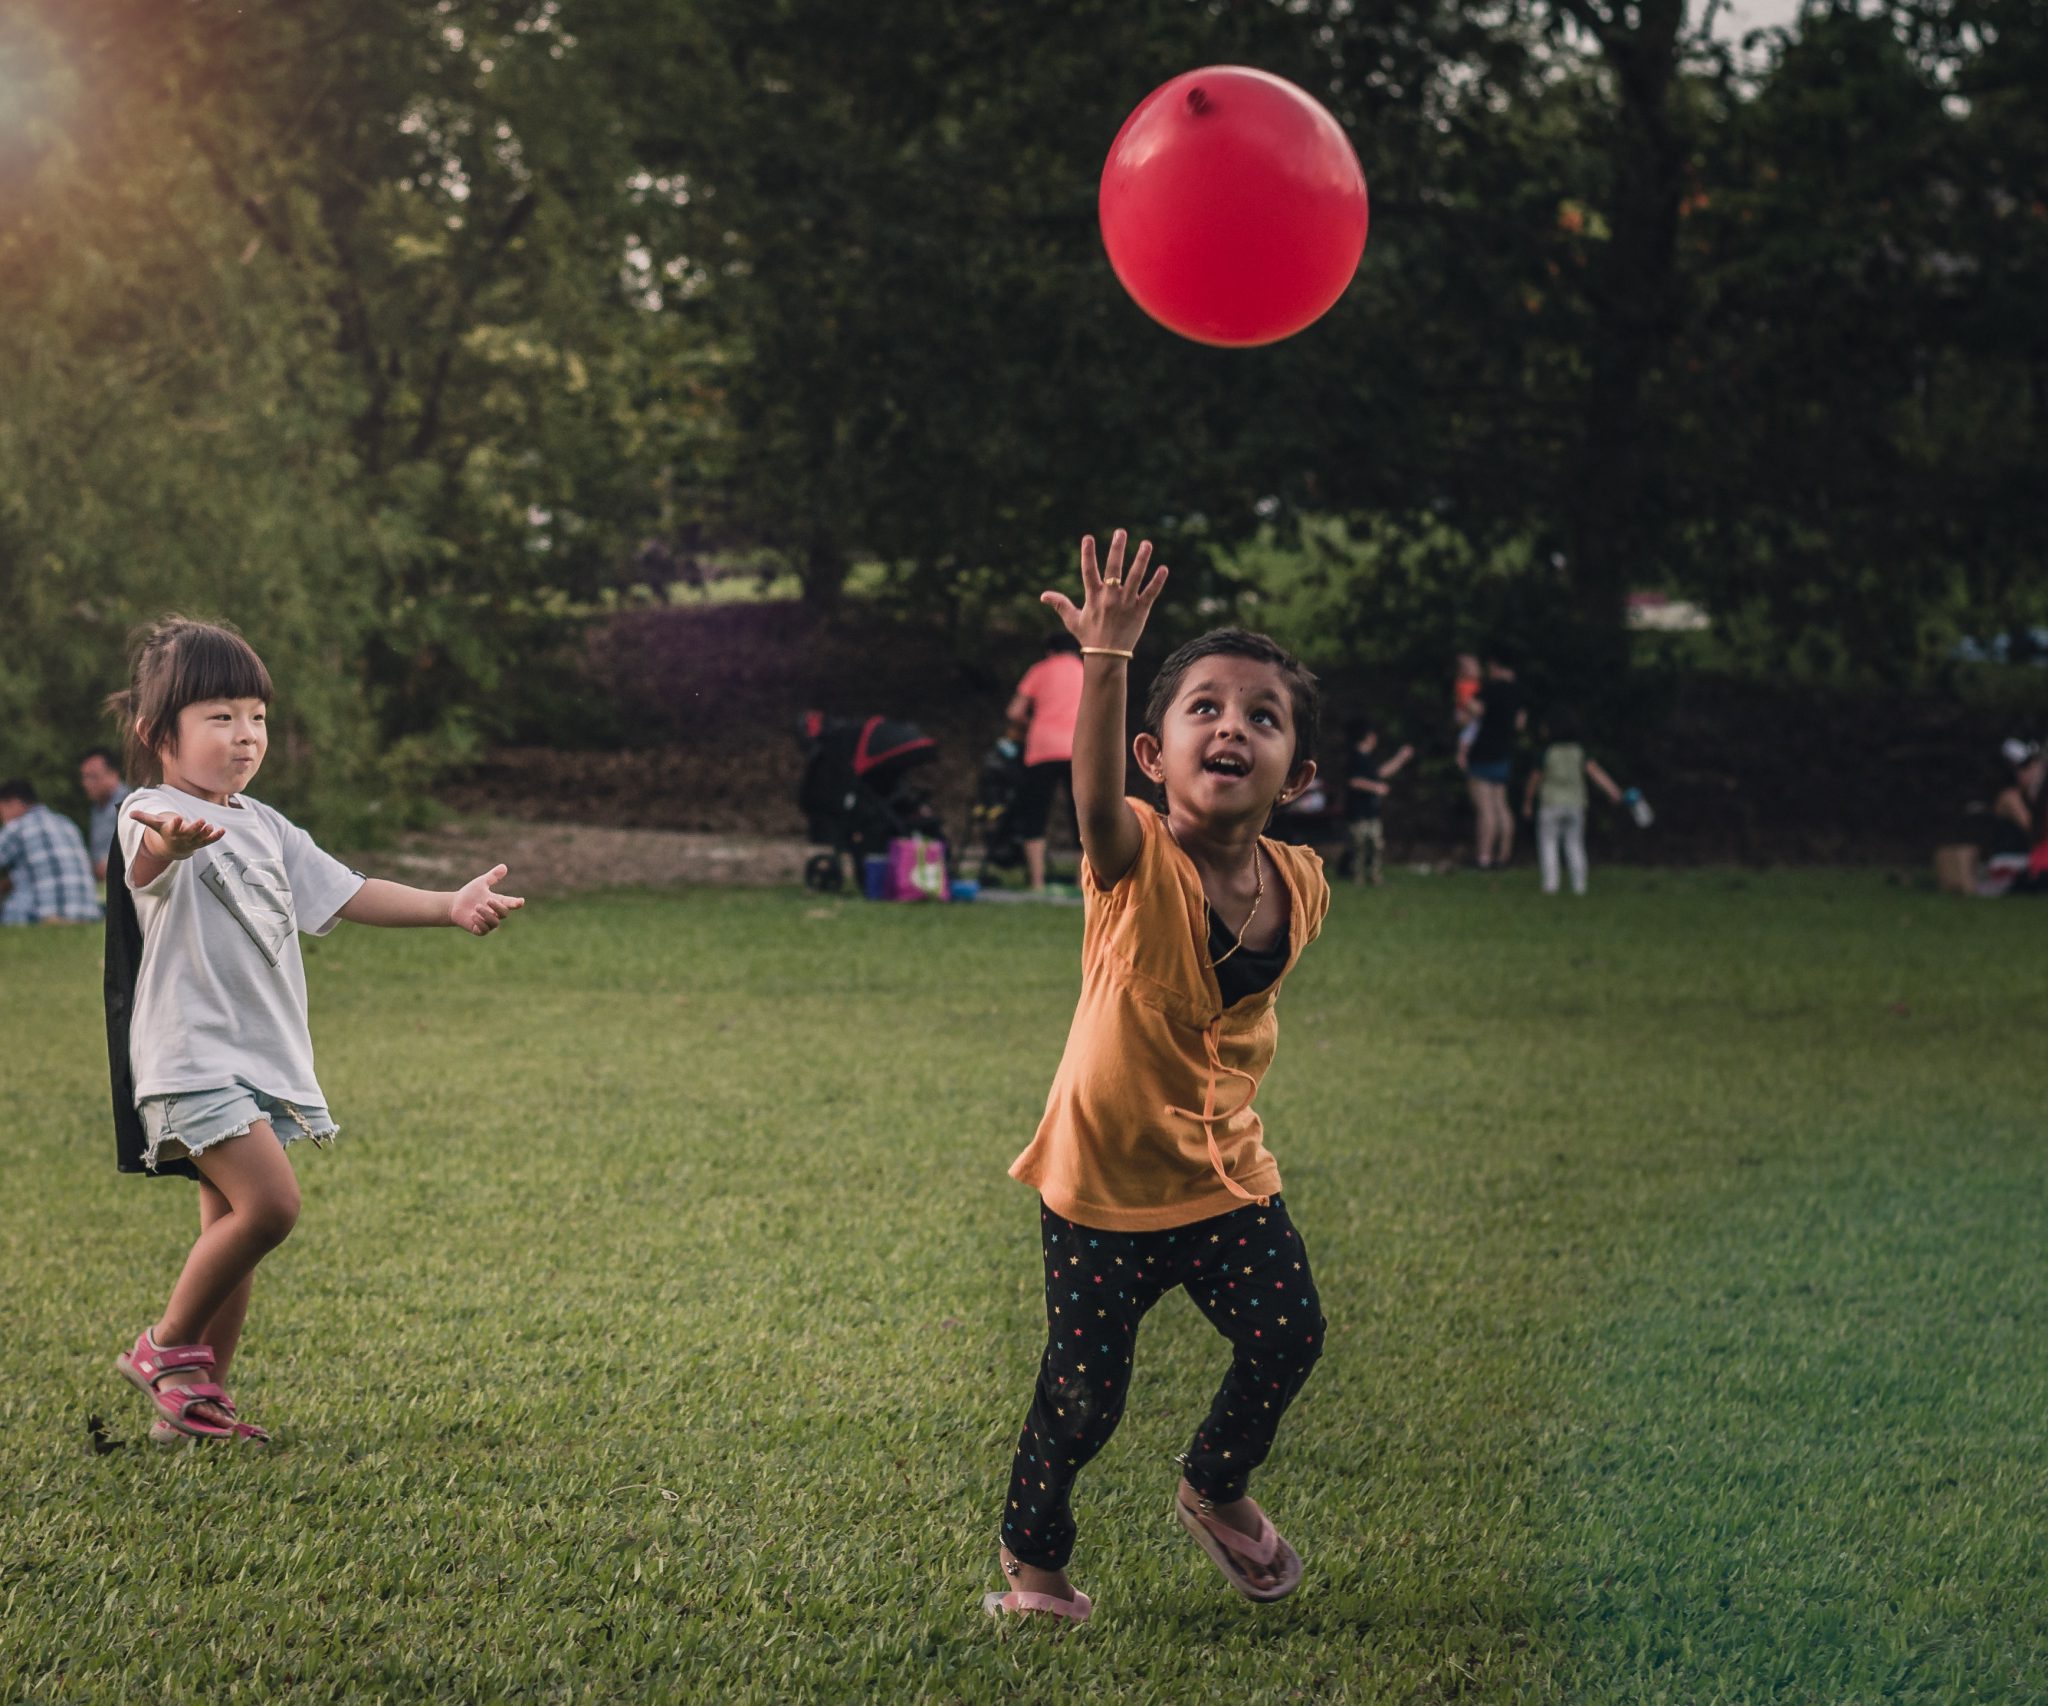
[1006,633,1086,892]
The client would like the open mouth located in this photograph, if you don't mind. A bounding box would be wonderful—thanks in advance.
[1202,754,1251,778]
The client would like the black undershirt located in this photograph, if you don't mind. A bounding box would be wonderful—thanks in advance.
[1207,908,1289,1007]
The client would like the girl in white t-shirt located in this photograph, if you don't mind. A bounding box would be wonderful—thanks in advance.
[105,618,524,1445]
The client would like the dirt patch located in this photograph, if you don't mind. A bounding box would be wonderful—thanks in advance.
[351,817,812,894]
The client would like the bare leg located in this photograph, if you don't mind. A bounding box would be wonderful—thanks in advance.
[194,1177,256,1384]
[1473,780,1509,866]
[1024,837,1048,892]
[152,1126,298,1419]
[1494,784,1517,865]
[1466,776,1491,865]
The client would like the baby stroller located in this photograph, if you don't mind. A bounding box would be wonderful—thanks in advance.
[797,712,945,893]
[970,736,1028,885]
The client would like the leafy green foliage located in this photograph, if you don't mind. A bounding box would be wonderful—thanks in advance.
[2,0,2041,817]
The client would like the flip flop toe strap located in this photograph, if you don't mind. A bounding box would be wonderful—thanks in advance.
[1190,1501,1280,1571]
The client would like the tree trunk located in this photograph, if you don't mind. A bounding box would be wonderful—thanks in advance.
[1564,0,1689,630]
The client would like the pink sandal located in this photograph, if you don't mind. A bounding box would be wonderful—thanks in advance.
[115,1330,236,1441]
[982,1586,1093,1623]
[148,1400,271,1448]
[982,1553,1093,1624]
[1175,1490,1303,1602]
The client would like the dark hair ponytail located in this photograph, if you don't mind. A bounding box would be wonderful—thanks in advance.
[106,617,273,783]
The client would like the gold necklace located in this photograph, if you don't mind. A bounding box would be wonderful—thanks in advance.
[1169,820,1266,968]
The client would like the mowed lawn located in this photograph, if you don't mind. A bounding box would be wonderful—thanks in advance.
[3,870,2043,1703]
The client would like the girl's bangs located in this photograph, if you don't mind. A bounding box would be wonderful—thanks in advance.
[167,627,273,707]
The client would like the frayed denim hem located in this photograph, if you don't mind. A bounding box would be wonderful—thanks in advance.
[142,1115,341,1173]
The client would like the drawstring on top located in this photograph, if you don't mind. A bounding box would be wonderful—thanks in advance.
[1164,1020,1271,1204]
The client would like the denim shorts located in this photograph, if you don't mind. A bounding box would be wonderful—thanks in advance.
[138,1081,339,1173]
[1467,758,1512,786]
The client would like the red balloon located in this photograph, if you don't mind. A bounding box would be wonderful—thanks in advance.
[1099,67,1369,348]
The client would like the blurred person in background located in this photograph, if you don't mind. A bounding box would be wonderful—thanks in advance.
[0,779,102,925]
[1465,651,1525,869]
[1006,631,1086,893]
[80,745,132,880]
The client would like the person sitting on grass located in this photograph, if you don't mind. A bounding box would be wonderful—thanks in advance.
[0,778,102,925]
[106,616,524,1447]
[989,529,1332,1623]
[1521,714,1626,896]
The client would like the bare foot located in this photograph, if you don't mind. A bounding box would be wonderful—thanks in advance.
[995,1544,1081,1606]
[153,1373,233,1429]
[1178,1478,1288,1592]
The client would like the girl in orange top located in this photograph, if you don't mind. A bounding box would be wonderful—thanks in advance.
[986,529,1332,1624]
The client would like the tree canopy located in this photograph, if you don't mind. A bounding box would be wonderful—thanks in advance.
[1,0,2039,813]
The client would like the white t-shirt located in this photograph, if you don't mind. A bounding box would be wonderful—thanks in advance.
[118,785,365,1105]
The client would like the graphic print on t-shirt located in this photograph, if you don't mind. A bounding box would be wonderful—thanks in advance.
[198,846,296,966]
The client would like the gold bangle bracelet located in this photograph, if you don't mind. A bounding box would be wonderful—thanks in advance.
[1080,646,1134,659]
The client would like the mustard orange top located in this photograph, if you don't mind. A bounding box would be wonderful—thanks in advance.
[1009,799,1331,1231]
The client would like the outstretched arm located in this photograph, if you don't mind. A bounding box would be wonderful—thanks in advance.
[127,809,226,889]
[1585,760,1625,805]
[1380,743,1416,781]
[339,864,524,934]
[1039,528,1169,889]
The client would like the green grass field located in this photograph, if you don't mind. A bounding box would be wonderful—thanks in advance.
[4,871,2043,1703]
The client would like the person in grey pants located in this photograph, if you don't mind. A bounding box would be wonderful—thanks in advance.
[1522,720,1625,895]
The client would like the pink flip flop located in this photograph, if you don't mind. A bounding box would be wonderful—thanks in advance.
[982,1587,1093,1624]
[115,1330,236,1441]
[1175,1492,1303,1602]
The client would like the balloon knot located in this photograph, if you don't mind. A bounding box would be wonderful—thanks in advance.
[1186,86,1210,115]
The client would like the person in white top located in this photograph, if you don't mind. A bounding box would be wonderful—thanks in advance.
[105,617,524,1446]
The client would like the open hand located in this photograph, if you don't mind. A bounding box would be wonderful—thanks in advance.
[1040,528,1168,655]
[130,809,225,861]
[450,865,525,936]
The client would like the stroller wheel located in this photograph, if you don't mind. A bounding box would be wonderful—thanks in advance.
[803,852,846,894]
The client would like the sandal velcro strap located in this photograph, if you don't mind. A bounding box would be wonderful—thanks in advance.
[165,1381,229,1409]
[136,1339,217,1380]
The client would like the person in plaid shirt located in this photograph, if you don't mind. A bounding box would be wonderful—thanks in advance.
[0,779,103,925]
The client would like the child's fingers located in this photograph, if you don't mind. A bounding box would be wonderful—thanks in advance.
[1139,564,1170,606]
[1078,535,1101,597]
[1102,528,1128,585]
[1126,539,1153,591]
[1040,591,1080,625]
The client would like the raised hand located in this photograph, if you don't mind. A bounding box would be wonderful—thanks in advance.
[449,864,525,936]
[131,809,226,862]
[1040,528,1169,656]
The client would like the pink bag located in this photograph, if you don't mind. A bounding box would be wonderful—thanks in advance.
[886,836,949,902]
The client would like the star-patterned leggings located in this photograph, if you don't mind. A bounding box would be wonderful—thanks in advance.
[1001,1195,1325,1571]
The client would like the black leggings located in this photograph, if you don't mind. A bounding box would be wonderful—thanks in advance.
[1000,1195,1326,1570]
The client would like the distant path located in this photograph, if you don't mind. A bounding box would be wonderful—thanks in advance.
[351,817,811,893]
